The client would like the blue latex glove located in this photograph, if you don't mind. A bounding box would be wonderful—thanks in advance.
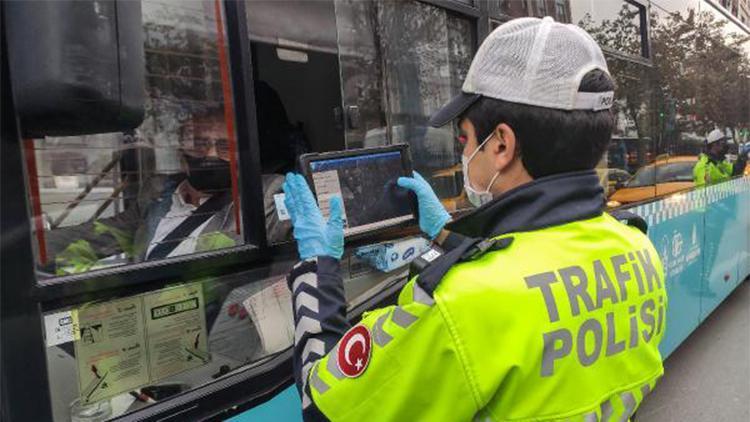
[397,171,451,240]
[283,173,344,260]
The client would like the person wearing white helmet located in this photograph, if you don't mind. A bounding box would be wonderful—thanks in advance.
[282,17,666,421]
[693,128,747,187]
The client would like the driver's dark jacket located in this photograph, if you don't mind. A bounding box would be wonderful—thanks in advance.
[46,173,289,274]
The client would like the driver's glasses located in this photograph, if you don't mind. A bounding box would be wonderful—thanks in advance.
[185,137,231,158]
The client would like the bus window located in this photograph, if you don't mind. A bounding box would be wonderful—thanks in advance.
[565,1,653,206]
[492,0,533,19]
[599,1,750,207]
[43,244,418,422]
[240,0,473,317]
[26,0,287,279]
[44,271,293,422]
[573,0,647,58]
[245,0,345,244]
[248,0,474,239]
[351,1,474,212]
[486,2,657,206]
[603,62,658,203]
[598,57,659,206]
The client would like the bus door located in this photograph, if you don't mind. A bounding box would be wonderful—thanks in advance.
[247,0,345,173]
[235,0,479,419]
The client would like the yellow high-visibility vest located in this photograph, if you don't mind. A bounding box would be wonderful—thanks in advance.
[309,213,666,421]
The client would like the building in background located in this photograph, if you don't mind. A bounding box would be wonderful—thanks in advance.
[496,0,571,23]
[719,0,750,26]
[740,0,750,26]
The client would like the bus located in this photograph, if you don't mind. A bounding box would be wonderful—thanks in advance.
[1,1,748,421]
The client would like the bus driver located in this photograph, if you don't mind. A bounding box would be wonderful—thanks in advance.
[46,109,289,275]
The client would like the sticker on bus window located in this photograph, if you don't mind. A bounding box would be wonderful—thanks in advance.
[75,296,149,404]
[44,310,80,347]
[143,283,210,381]
[274,193,290,221]
[72,283,209,404]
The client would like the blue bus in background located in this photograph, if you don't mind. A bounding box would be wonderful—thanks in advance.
[1,1,748,421]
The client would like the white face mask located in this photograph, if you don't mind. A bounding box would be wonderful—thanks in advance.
[462,132,500,208]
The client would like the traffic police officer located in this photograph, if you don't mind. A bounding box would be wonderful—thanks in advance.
[283,17,667,421]
[693,128,747,187]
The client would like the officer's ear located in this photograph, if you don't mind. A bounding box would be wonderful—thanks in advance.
[488,123,520,173]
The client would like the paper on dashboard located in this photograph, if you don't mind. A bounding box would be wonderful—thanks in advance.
[242,278,295,355]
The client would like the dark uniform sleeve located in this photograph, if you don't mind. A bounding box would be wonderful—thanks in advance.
[287,257,480,421]
[732,153,747,177]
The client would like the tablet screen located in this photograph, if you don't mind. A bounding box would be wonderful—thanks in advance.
[309,150,414,236]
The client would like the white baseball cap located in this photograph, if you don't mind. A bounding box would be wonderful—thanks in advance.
[429,17,614,127]
[706,128,730,144]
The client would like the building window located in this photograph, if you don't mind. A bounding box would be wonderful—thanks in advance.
[535,0,549,17]
[555,0,570,23]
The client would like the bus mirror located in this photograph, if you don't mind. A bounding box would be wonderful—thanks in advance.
[4,0,144,138]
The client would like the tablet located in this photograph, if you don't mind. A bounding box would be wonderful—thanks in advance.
[299,145,417,238]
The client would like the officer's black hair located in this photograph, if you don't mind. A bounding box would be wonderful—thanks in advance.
[460,69,615,179]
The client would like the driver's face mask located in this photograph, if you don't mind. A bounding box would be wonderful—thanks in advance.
[183,155,231,192]
[462,132,500,208]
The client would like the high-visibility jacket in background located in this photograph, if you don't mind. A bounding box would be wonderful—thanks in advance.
[693,153,734,187]
[288,171,667,421]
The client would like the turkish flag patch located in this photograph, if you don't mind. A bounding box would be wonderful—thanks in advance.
[337,325,372,378]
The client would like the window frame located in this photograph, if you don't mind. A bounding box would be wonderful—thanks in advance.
[1,24,54,421]
[424,0,483,17]
[2,1,483,421]
[591,0,653,64]
[25,0,272,297]
[555,0,570,23]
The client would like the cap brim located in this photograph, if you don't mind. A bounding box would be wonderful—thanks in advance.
[707,136,728,144]
[428,92,481,128]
